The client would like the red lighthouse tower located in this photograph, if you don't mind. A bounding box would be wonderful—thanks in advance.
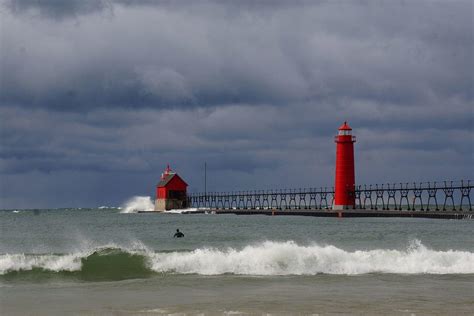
[333,122,356,210]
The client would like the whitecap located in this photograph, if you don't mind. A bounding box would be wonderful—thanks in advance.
[148,240,474,275]
[120,196,154,213]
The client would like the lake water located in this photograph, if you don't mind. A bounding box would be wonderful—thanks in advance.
[1,208,473,315]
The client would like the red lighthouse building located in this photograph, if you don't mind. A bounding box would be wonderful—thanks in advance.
[155,165,188,211]
[333,122,356,210]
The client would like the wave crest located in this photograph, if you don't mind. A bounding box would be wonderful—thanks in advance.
[150,240,474,275]
[120,196,154,213]
[1,240,473,280]
[0,247,151,281]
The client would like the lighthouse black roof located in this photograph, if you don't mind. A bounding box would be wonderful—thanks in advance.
[157,173,176,187]
[156,165,188,187]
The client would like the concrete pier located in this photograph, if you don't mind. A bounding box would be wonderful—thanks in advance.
[179,209,473,220]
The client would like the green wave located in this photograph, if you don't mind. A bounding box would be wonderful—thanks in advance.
[79,248,153,280]
[1,248,154,282]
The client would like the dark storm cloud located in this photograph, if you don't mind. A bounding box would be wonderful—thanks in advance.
[3,0,113,19]
[3,0,323,19]
[2,0,471,111]
[0,1,472,208]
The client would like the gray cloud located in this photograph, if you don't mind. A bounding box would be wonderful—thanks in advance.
[3,0,113,19]
[2,1,471,110]
[0,1,472,208]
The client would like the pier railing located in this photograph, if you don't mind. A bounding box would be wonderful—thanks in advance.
[188,180,472,211]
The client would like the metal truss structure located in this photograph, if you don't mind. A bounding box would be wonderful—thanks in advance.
[188,180,472,211]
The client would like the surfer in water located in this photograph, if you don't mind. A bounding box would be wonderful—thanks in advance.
[174,229,184,238]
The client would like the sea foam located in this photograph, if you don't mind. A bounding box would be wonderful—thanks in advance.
[120,195,202,214]
[120,196,154,213]
[149,240,474,275]
[1,240,473,277]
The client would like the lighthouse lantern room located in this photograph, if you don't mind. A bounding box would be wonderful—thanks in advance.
[333,122,356,210]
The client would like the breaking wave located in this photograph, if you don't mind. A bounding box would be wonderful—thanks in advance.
[120,196,204,214]
[0,246,152,281]
[164,208,203,214]
[120,196,154,213]
[1,240,473,281]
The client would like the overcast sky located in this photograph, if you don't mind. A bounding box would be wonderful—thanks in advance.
[0,0,472,208]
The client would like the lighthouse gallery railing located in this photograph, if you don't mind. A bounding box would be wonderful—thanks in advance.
[188,180,472,211]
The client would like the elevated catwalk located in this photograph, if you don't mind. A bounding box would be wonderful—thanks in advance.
[187,181,472,214]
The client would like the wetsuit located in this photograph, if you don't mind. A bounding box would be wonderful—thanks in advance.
[174,231,184,238]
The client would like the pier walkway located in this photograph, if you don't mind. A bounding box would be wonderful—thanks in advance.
[181,208,473,220]
[180,180,473,219]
